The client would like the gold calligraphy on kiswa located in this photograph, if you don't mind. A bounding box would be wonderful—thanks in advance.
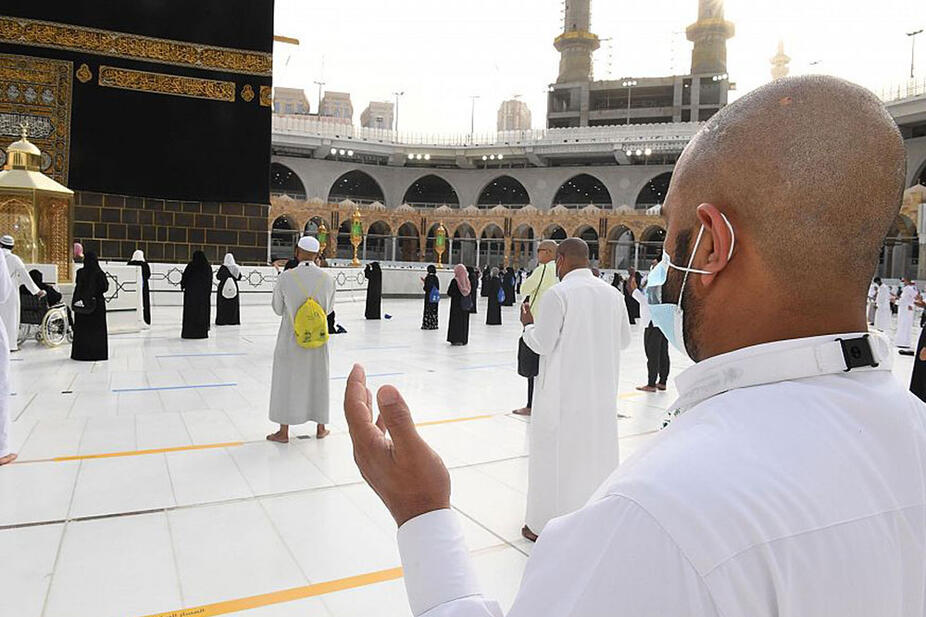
[0,16,272,77]
[98,66,236,103]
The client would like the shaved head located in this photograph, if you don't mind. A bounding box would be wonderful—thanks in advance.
[668,75,905,290]
[662,75,906,361]
[557,238,589,262]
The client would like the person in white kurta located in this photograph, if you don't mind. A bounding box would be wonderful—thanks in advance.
[894,280,918,348]
[874,281,893,332]
[867,279,879,324]
[520,239,631,538]
[267,237,336,442]
[0,245,13,465]
[0,237,42,352]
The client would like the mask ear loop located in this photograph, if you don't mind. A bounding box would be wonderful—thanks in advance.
[677,224,706,314]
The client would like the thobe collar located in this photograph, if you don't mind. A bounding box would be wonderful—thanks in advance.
[668,331,893,418]
[561,268,593,282]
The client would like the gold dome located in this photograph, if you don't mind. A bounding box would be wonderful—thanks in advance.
[6,126,41,171]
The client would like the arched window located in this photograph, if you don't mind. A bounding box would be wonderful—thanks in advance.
[640,226,667,265]
[480,224,505,268]
[403,175,460,208]
[396,222,420,262]
[636,172,672,209]
[452,224,477,266]
[270,216,298,261]
[607,226,635,270]
[553,174,612,208]
[575,226,599,262]
[328,170,385,205]
[477,176,531,209]
[512,224,536,269]
[270,163,306,199]
[365,221,391,262]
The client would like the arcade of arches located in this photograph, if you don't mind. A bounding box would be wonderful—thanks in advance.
[269,196,667,269]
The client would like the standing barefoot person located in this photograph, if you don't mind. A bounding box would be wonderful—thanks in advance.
[267,236,336,442]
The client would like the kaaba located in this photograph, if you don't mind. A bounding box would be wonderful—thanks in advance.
[0,1,274,264]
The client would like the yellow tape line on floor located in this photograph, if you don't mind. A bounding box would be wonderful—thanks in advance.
[141,566,405,617]
[52,442,244,462]
[415,413,495,427]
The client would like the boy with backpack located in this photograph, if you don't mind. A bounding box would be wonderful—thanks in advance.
[267,236,337,442]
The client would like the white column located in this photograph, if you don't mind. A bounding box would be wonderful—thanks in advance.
[448,237,454,264]
[634,242,640,270]
[362,235,368,260]
[266,230,272,263]
[476,238,481,269]
[391,236,398,262]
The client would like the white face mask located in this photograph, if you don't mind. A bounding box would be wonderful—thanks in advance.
[646,213,736,361]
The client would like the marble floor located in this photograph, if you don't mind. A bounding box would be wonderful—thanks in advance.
[1,294,917,617]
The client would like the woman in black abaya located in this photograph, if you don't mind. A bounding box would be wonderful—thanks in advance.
[447,265,472,346]
[364,262,383,319]
[486,267,503,326]
[71,252,109,361]
[467,266,479,314]
[181,251,212,339]
[215,253,242,326]
[502,267,517,306]
[127,249,151,325]
[421,265,440,330]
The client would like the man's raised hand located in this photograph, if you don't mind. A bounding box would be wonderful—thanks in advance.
[344,364,451,526]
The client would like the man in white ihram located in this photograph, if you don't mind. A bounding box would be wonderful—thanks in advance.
[0,235,44,352]
[267,236,336,443]
[894,278,918,349]
[0,247,15,465]
[517,237,630,542]
[344,76,926,616]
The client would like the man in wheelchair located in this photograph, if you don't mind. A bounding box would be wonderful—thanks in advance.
[19,270,72,347]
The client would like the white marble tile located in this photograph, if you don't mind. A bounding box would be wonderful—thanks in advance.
[0,524,63,617]
[136,412,193,450]
[43,513,181,617]
[16,417,86,460]
[70,454,175,518]
[169,500,308,607]
[229,442,333,496]
[166,447,252,506]
[181,408,244,444]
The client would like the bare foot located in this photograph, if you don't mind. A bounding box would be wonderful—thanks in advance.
[521,525,538,542]
[0,453,17,466]
[316,426,330,439]
[266,431,289,443]
[636,385,657,392]
[512,407,531,416]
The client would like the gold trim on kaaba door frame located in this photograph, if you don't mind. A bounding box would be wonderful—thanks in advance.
[98,65,236,102]
[0,16,272,77]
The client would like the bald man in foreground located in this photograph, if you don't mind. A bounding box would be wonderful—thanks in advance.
[344,76,926,616]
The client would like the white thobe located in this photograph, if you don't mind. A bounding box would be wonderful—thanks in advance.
[521,268,631,533]
[874,283,892,332]
[269,262,336,426]
[0,250,39,351]
[396,332,926,617]
[867,282,878,323]
[0,252,11,457]
[895,285,918,348]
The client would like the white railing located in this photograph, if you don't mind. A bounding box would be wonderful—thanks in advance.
[272,114,704,149]
[880,79,926,103]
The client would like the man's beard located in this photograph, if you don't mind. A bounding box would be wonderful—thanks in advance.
[664,229,705,361]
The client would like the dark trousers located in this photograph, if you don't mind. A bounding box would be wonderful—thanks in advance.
[644,323,670,386]
[527,377,534,408]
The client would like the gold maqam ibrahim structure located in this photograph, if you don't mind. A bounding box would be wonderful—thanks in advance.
[0,128,73,282]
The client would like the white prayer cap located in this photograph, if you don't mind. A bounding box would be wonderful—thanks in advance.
[298,235,320,253]
[0,235,13,249]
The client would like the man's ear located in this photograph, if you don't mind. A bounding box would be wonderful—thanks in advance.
[694,203,733,287]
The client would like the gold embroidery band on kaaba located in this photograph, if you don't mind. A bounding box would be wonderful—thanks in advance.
[98,66,236,102]
[0,16,272,77]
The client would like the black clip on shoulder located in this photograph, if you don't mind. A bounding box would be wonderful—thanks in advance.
[836,335,879,372]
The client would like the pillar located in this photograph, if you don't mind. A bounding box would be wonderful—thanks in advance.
[362,235,368,261]
[419,235,426,263]
[476,238,481,269]
[634,242,640,270]
[503,237,512,268]
[391,235,398,262]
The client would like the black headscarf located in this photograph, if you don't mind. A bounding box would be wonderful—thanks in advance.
[82,251,101,274]
[427,265,437,274]
[29,269,44,286]
[191,250,210,269]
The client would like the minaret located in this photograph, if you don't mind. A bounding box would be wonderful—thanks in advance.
[770,40,790,80]
[686,0,735,75]
[554,0,600,83]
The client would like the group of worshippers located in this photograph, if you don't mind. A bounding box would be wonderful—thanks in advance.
[341,76,926,616]
[180,252,244,338]
[419,264,482,343]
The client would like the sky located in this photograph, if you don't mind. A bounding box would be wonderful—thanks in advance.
[271,0,925,135]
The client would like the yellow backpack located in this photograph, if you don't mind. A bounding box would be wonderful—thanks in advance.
[291,270,329,349]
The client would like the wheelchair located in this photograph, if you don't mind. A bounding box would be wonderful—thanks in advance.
[18,292,73,348]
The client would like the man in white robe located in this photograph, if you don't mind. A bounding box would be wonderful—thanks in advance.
[0,235,43,352]
[267,236,336,442]
[518,238,630,540]
[343,76,926,617]
[0,244,14,465]
[874,278,893,332]
[895,279,918,348]
[867,278,879,324]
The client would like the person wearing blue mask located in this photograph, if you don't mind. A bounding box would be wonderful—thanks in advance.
[342,76,926,617]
